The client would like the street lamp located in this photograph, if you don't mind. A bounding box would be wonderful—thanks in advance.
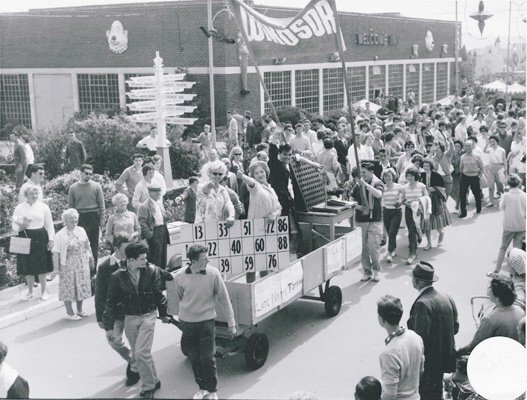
[469,0,494,36]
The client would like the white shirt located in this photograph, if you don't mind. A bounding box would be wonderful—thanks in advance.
[137,135,170,151]
[486,146,506,164]
[151,198,165,225]
[25,144,34,164]
[12,200,55,240]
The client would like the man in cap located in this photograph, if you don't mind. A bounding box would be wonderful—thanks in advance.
[406,262,459,400]
[137,182,170,269]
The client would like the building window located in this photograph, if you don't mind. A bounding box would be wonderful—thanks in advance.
[436,62,448,100]
[422,63,435,103]
[295,69,319,114]
[347,66,366,103]
[263,71,292,114]
[323,68,344,113]
[124,73,149,115]
[406,64,420,103]
[388,64,404,99]
[0,74,32,129]
[78,74,120,113]
[368,65,386,101]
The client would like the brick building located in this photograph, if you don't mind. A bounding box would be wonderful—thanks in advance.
[0,0,457,130]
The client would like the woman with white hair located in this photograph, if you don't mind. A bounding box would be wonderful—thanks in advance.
[200,149,220,181]
[11,185,55,301]
[105,193,140,245]
[52,208,93,320]
[507,248,526,311]
[236,161,281,219]
[195,160,235,226]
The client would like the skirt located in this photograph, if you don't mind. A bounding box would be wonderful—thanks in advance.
[16,227,53,276]
[429,206,452,231]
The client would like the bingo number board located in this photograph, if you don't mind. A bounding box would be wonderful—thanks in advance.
[177,217,290,274]
[290,160,327,212]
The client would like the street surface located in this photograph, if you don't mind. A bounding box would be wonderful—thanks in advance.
[1,200,503,399]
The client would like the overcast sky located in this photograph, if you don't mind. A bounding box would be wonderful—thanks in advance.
[1,0,525,49]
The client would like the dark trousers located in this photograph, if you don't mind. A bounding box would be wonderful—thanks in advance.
[383,208,402,253]
[147,225,168,269]
[181,319,217,393]
[404,206,418,256]
[78,211,100,272]
[419,366,444,400]
[459,174,482,214]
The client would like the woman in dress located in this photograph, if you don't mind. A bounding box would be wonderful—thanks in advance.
[105,193,141,245]
[421,159,451,249]
[52,208,93,320]
[402,167,428,265]
[11,186,55,301]
[236,161,282,220]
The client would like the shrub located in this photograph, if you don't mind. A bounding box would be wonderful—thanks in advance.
[169,140,201,179]
[33,126,70,179]
[0,184,18,235]
[72,113,150,178]
[263,106,309,126]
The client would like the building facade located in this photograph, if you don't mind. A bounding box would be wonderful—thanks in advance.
[0,1,457,130]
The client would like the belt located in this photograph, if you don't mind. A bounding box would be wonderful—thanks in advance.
[78,210,99,214]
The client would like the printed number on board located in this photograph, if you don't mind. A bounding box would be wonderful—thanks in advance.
[266,220,275,234]
[277,217,288,233]
[218,222,229,238]
[244,256,254,271]
[267,254,277,269]
[194,225,204,240]
[207,241,217,257]
[254,238,265,253]
[231,239,242,255]
[220,258,230,273]
[278,236,288,251]
[243,221,252,236]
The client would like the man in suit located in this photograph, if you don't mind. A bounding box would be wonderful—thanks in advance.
[406,262,459,400]
[137,183,170,270]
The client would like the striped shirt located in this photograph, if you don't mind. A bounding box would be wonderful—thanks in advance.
[403,182,427,203]
[382,183,404,209]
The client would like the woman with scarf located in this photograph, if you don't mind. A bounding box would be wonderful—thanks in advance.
[421,159,451,250]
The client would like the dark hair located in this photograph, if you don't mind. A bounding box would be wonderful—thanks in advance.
[488,135,499,143]
[125,241,149,260]
[508,174,522,188]
[187,244,208,261]
[436,142,446,152]
[422,159,434,170]
[351,167,359,179]
[142,164,155,176]
[378,148,386,155]
[112,232,131,249]
[479,126,488,132]
[454,139,463,147]
[28,163,44,175]
[508,110,515,117]
[393,127,402,135]
[188,176,199,185]
[404,140,415,149]
[489,275,516,306]
[377,295,403,325]
[362,162,375,172]
[263,117,272,124]
[317,130,326,140]
[295,123,304,129]
[80,164,93,172]
[256,143,269,152]
[355,376,382,400]
[279,143,292,154]
[21,134,30,144]
[384,132,395,143]
[410,154,424,165]
[405,167,421,180]
[438,121,446,128]
[323,138,334,149]
[0,341,7,364]
[132,153,144,160]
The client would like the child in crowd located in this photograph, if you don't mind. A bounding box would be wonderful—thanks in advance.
[175,176,199,224]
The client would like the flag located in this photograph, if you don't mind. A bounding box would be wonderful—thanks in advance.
[228,0,344,60]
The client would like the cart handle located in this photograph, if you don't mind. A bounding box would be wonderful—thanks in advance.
[157,315,182,330]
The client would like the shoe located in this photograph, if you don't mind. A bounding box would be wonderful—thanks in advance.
[23,292,35,301]
[452,209,459,214]
[486,203,494,208]
[139,389,155,399]
[193,390,210,400]
[46,275,54,282]
[386,254,393,263]
[208,393,219,400]
[41,291,49,301]
[424,244,432,251]
[476,206,482,214]
[33,283,38,288]
[76,311,90,317]
[65,314,81,321]
[459,212,467,218]
[155,381,161,390]
[494,194,501,199]
[417,234,422,244]
[125,371,140,386]
[371,273,380,282]
[360,275,372,282]
[438,233,444,245]
[407,255,416,265]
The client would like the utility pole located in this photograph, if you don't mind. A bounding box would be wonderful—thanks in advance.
[454,0,460,94]
[505,0,512,94]
[207,0,217,147]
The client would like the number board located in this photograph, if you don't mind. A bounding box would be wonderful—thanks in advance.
[290,160,327,212]
[176,217,290,275]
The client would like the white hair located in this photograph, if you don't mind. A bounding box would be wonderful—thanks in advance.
[208,160,227,175]
[62,208,79,222]
[112,193,129,205]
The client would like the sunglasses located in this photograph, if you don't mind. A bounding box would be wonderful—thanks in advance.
[83,172,93,176]
[234,153,242,156]
[212,172,223,176]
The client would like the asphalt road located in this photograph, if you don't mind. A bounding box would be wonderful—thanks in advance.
[1,200,504,399]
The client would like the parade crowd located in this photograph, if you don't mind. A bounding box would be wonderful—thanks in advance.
[1,91,526,400]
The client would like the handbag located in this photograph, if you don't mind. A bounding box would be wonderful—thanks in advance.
[479,172,488,189]
[9,231,31,255]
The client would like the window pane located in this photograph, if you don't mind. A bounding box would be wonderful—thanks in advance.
[388,64,404,99]
[347,66,366,103]
[323,68,344,113]
[368,65,386,101]
[78,74,120,113]
[406,64,420,103]
[422,63,435,103]
[0,74,32,129]
[436,62,448,100]
[295,69,319,114]
[263,71,292,114]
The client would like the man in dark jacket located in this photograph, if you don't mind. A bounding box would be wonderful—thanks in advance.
[103,242,170,399]
[95,232,137,385]
[406,262,459,400]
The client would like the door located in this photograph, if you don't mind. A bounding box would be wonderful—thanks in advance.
[33,74,74,129]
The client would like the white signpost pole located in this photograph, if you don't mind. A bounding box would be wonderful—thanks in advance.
[153,52,174,190]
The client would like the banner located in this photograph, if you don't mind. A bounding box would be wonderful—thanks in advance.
[229,0,344,59]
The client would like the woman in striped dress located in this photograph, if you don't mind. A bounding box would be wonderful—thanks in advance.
[402,167,428,264]
[381,168,404,262]
[421,159,451,249]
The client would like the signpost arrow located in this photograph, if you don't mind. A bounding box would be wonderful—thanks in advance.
[128,101,197,112]
[126,92,196,101]
[127,73,185,85]
[130,115,198,125]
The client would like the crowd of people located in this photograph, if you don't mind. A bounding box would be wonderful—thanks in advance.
[3,89,527,399]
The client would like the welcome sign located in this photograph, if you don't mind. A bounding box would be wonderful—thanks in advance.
[229,0,344,59]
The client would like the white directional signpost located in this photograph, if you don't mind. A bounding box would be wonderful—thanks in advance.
[126,51,198,189]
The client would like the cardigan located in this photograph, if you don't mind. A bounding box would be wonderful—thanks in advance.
[52,226,90,266]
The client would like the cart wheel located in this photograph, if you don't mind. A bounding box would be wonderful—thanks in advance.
[244,333,269,371]
[180,343,189,358]
[324,286,342,317]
